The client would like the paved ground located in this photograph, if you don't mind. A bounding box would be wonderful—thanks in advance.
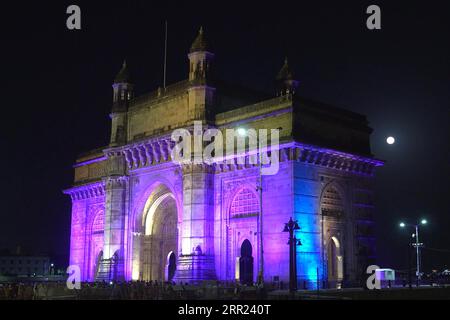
[2,282,449,300]
[269,285,450,300]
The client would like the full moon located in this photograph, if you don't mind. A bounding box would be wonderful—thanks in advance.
[386,136,395,145]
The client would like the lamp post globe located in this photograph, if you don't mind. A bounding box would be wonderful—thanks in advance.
[237,127,247,137]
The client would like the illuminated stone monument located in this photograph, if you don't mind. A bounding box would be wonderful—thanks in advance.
[64,27,383,288]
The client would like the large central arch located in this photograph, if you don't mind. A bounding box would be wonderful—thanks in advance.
[131,184,179,282]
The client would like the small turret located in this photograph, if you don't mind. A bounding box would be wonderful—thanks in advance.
[188,27,214,82]
[110,60,133,146]
[112,60,134,113]
[276,57,299,96]
[187,27,216,122]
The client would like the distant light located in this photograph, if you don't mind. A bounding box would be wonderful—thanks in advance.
[50,263,54,267]
[109,281,113,285]
[386,136,395,145]
[421,219,427,225]
[237,128,247,137]
[399,222,405,228]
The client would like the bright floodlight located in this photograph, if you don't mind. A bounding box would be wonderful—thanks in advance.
[421,219,427,225]
[386,136,395,145]
[237,128,247,137]
[399,222,405,228]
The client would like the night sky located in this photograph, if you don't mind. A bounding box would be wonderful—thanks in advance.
[0,1,449,271]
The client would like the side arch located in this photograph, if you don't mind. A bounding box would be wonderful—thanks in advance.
[327,236,344,286]
[225,185,260,282]
[319,180,347,288]
[88,207,104,281]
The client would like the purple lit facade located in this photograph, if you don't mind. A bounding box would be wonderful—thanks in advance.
[64,28,383,289]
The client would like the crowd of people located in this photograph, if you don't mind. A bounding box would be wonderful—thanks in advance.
[0,283,36,300]
[0,280,269,300]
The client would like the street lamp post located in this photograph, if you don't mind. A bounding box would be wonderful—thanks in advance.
[283,217,301,293]
[399,219,427,285]
[407,242,412,289]
[414,224,421,282]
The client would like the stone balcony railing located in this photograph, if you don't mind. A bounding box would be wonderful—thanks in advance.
[130,80,190,109]
[105,132,383,177]
[66,137,383,201]
[215,95,292,124]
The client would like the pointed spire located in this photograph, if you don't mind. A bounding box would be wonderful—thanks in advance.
[276,56,294,81]
[114,59,131,84]
[190,26,209,53]
[276,56,299,96]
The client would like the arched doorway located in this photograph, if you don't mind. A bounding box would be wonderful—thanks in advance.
[166,251,176,281]
[138,185,179,282]
[320,183,346,288]
[239,239,253,285]
[327,237,343,287]
[90,209,104,281]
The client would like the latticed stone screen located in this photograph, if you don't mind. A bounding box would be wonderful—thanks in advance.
[92,210,104,234]
[230,188,259,218]
[321,186,344,218]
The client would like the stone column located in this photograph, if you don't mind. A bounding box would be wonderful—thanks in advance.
[99,153,128,281]
[131,232,142,281]
[175,163,216,283]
